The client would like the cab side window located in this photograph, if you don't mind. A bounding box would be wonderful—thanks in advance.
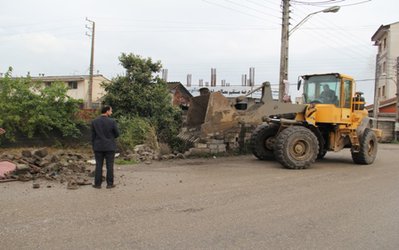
[343,80,352,108]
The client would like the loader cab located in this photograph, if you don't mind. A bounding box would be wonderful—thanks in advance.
[302,74,341,106]
[300,73,359,124]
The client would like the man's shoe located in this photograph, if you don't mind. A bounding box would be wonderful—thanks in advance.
[92,185,101,189]
[106,184,116,189]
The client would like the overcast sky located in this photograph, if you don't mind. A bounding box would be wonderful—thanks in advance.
[1,0,398,102]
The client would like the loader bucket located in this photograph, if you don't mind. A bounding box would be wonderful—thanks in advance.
[186,92,240,136]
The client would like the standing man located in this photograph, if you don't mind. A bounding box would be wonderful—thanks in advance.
[91,106,119,189]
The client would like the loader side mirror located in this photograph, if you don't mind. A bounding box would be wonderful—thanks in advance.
[297,77,303,90]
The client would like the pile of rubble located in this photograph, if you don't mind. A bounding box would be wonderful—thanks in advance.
[121,144,186,163]
[0,148,93,189]
[0,145,191,189]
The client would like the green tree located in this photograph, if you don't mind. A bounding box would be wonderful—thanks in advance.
[102,53,182,149]
[0,67,84,144]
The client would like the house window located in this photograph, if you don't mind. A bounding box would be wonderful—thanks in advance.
[382,86,386,97]
[378,87,381,97]
[68,81,78,89]
[382,62,386,73]
[383,38,387,50]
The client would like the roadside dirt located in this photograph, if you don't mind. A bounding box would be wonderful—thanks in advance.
[1,144,399,249]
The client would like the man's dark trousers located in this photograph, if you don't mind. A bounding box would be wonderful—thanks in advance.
[94,151,115,186]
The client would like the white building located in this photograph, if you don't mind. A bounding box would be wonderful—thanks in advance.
[371,21,399,102]
[31,74,110,109]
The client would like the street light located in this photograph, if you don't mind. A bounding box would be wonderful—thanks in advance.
[278,3,340,101]
[289,6,340,36]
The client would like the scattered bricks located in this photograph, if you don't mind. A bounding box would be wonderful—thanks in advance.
[67,179,79,190]
[208,144,218,150]
[0,148,95,187]
[21,150,32,158]
[188,148,211,155]
[33,148,48,158]
[36,159,51,168]
[209,139,224,144]
[2,154,16,161]
[32,183,40,189]
[196,143,208,149]
[15,164,30,174]
[18,172,33,182]
[176,153,185,159]
[50,154,60,163]
[217,144,226,152]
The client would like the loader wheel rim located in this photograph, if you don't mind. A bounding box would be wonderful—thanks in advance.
[291,140,308,159]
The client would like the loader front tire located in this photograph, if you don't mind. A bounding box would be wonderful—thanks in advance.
[351,128,378,165]
[274,126,318,169]
[250,124,279,160]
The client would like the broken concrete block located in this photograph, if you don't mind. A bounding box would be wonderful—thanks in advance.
[15,164,30,174]
[33,148,48,158]
[21,150,32,158]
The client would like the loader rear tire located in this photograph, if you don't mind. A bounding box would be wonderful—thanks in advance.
[351,128,377,165]
[250,124,279,160]
[274,126,318,169]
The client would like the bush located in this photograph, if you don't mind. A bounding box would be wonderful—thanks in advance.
[117,116,159,152]
[0,68,84,145]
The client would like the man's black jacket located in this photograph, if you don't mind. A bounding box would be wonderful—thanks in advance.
[91,115,120,151]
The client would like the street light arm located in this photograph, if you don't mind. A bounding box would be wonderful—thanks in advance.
[289,11,321,36]
[289,6,340,36]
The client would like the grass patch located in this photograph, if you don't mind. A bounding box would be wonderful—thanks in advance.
[115,159,138,165]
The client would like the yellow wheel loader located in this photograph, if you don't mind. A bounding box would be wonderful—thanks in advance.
[250,73,382,169]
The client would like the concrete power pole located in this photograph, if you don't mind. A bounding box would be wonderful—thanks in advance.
[279,0,290,102]
[86,18,95,109]
[373,54,380,128]
[396,56,399,141]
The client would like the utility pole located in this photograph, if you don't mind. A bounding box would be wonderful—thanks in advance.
[86,18,95,109]
[279,0,290,102]
[395,56,399,141]
[373,54,380,128]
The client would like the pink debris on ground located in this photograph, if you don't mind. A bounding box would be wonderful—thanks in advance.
[0,161,16,178]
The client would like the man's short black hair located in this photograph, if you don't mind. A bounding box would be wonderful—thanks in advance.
[101,105,112,114]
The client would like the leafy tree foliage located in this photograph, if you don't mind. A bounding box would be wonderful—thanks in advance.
[0,67,84,143]
[102,53,182,148]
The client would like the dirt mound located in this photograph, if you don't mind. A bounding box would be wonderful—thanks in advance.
[0,148,93,187]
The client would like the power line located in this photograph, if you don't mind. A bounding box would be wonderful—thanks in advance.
[244,0,282,12]
[290,4,373,57]
[201,0,279,24]
[222,0,282,19]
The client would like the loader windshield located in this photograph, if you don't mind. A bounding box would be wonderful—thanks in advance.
[303,74,340,106]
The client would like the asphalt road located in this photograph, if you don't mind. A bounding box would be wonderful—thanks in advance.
[1,144,399,250]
